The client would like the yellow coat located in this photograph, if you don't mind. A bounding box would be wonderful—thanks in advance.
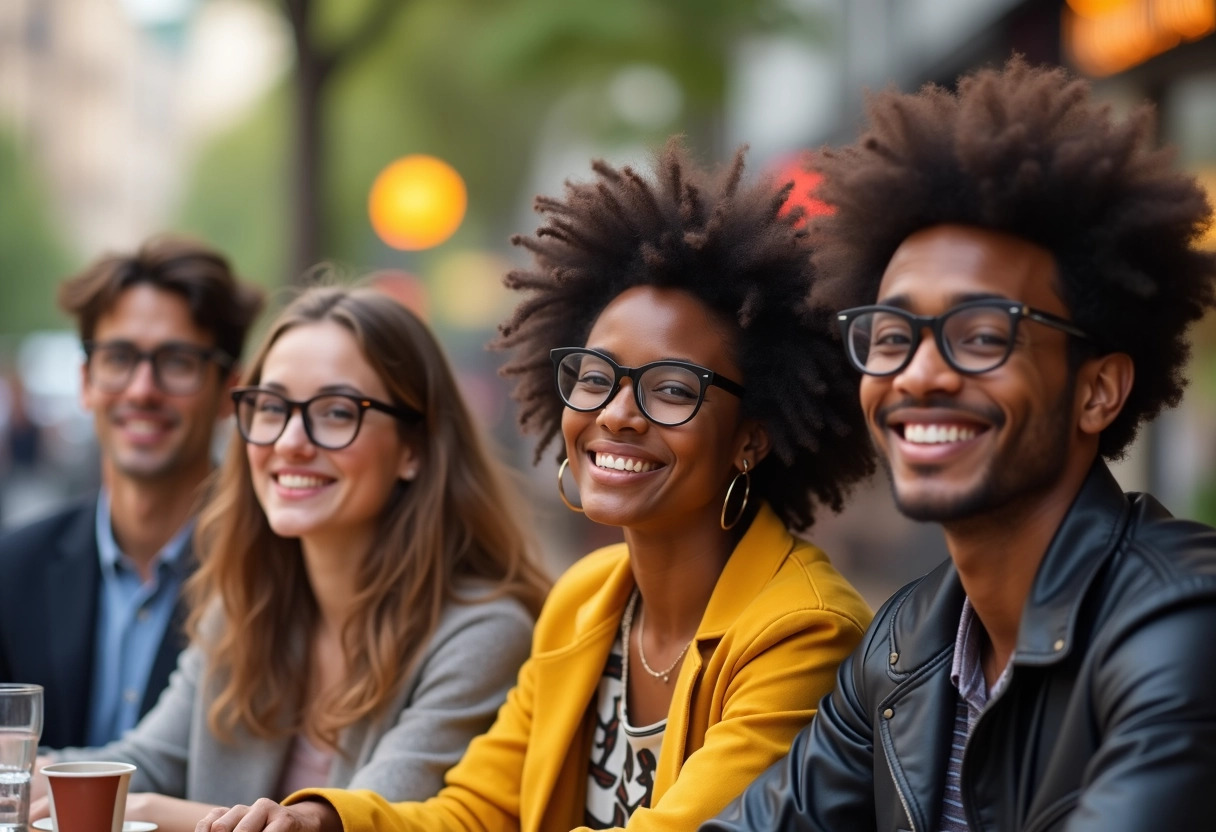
[287,504,871,832]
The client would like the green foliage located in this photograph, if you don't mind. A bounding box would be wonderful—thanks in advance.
[0,130,73,335]
[175,0,821,286]
[176,86,291,292]
[471,0,811,104]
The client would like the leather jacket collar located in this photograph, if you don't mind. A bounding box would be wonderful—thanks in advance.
[888,461,1130,677]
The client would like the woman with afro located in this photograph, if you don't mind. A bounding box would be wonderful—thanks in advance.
[199,139,876,832]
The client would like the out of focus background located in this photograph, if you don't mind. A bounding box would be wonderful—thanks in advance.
[1,0,1214,604]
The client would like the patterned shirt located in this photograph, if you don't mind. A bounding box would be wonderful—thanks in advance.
[937,598,1012,832]
[585,635,666,829]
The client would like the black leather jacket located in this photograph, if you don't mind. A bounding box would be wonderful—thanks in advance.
[703,462,1216,832]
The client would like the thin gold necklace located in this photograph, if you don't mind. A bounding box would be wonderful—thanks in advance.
[622,588,691,684]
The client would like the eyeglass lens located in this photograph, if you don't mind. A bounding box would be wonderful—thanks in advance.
[235,390,365,449]
[90,343,211,394]
[847,305,1015,375]
[556,352,706,426]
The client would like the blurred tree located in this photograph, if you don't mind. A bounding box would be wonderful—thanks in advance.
[179,87,291,290]
[282,0,407,283]
[0,130,73,334]
[178,0,818,287]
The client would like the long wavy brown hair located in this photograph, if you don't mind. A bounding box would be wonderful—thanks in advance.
[188,286,550,748]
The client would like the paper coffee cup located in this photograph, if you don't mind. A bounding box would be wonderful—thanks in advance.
[41,762,136,832]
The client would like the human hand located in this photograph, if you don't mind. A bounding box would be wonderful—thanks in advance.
[28,794,49,822]
[195,799,341,832]
[29,754,52,804]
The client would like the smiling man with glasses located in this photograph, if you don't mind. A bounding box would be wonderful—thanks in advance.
[0,236,263,748]
[704,58,1216,832]
[83,342,235,397]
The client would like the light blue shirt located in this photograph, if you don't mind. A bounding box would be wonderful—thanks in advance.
[87,490,193,747]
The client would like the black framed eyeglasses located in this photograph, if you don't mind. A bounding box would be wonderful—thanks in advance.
[550,347,745,427]
[837,299,1093,377]
[231,387,421,451]
[84,340,233,395]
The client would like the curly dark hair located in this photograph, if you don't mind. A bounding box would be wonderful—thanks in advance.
[495,138,874,530]
[809,56,1216,459]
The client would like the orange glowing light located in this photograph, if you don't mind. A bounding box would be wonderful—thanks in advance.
[772,152,833,228]
[1064,0,1215,77]
[1066,0,1133,19]
[1196,168,1216,251]
[369,155,467,251]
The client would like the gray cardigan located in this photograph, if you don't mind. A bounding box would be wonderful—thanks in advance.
[53,585,534,804]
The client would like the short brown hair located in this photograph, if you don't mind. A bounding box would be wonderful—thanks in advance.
[58,234,265,361]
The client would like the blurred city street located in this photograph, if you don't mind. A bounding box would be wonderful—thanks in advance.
[1,0,1214,604]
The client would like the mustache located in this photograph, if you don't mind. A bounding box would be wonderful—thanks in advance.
[874,396,1005,430]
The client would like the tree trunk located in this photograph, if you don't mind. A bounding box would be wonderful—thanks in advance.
[285,0,329,285]
[281,0,402,285]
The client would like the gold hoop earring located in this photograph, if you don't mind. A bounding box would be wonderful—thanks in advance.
[557,458,584,513]
[720,459,751,531]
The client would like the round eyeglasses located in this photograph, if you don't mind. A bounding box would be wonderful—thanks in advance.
[550,347,745,427]
[836,298,1093,377]
[231,387,421,451]
[84,340,233,396]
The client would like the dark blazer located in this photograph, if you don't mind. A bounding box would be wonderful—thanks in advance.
[0,497,192,748]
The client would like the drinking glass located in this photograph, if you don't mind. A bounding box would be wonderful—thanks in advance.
[0,685,43,832]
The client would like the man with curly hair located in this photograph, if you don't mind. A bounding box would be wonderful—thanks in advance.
[704,57,1216,832]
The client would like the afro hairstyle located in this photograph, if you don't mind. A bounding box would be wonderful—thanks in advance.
[495,138,874,530]
[809,56,1216,459]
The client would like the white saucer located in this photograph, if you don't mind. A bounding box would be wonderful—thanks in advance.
[33,820,157,832]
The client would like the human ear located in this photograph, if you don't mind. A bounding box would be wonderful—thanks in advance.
[397,441,422,482]
[1075,352,1134,436]
[734,421,772,470]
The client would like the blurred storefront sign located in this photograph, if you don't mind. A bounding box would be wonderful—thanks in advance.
[1063,0,1215,76]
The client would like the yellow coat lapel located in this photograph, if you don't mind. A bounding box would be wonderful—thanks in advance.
[526,553,635,830]
[652,504,793,799]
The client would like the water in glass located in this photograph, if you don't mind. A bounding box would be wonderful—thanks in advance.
[0,686,42,832]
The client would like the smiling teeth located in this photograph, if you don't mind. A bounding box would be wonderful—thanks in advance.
[125,419,162,435]
[904,424,977,444]
[277,474,329,489]
[595,453,657,473]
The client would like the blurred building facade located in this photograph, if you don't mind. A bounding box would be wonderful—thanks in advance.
[0,0,1212,598]
[0,0,183,255]
[0,0,287,257]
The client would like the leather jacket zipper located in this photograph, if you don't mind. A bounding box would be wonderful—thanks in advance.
[880,712,918,832]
